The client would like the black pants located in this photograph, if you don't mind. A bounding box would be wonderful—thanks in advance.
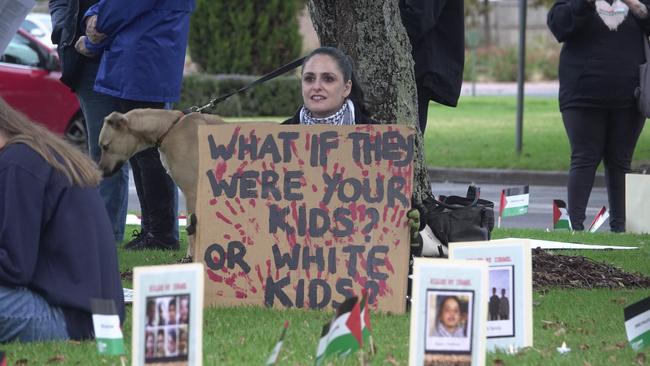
[117,99,178,242]
[562,107,645,231]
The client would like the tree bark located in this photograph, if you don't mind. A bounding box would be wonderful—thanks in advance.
[306,0,434,207]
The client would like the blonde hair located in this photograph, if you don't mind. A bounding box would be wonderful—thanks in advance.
[0,98,101,187]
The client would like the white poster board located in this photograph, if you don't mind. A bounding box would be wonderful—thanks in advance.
[132,263,204,366]
[409,258,488,366]
[0,0,35,53]
[626,174,650,234]
[449,239,533,351]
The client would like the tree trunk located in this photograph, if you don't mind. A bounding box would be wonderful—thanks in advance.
[306,0,434,207]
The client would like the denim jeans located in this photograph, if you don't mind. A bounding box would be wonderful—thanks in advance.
[75,61,129,242]
[117,99,179,243]
[0,286,69,343]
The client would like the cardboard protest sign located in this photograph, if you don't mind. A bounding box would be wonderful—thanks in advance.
[132,263,204,366]
[195,124,415,313]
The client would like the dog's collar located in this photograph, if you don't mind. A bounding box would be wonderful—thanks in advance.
[154,111,185,148]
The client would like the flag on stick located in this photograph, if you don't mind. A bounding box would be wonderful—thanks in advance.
[499,186,530,219]
[588,206,609,233]
[359,289,374,354]
[90,299,125,356]
[553,200,572,230]
[314,296,363,366]
[0,351,6,366]
[266,320,289,366]
[498,186,530,228]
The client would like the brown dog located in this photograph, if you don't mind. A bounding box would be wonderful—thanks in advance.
[98,108,225,258]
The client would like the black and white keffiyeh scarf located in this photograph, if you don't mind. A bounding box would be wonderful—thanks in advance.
[299,99,355,125]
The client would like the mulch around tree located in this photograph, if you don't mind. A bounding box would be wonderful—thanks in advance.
[532,248,650,289]
[119,250,650,289]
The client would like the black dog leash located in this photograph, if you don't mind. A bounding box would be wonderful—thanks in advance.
[184,56,306,114]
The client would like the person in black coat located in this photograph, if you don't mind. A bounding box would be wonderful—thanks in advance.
[399,0,465,133]
[283,47,377,126]
[548,0,650,232]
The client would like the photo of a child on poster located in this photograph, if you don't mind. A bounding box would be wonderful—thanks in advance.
[424,290,473,365]
[144,294,190,365]
[487,266,514,338]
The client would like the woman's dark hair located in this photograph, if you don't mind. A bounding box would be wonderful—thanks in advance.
[302,47,369,115]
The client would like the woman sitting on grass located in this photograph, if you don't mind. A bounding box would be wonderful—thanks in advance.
[0,98,124,342]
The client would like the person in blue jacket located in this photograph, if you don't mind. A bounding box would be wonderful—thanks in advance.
[49,0,129,245]
[76,0,196,250]
[0,98,124,342]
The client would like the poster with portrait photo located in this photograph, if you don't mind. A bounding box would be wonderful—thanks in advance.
[133,263,204,366]
[449,239,533,351]
[409,258,488,366]
[487,266,514,338]
[425,290,474,354]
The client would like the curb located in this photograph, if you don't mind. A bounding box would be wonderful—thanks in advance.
[427,167,606,187]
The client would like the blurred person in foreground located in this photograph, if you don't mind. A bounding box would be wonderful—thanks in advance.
[0,98,124,342]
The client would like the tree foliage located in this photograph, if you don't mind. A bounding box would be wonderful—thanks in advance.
[189,0,303,74]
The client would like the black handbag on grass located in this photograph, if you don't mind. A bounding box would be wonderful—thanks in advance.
[421,193,495,247]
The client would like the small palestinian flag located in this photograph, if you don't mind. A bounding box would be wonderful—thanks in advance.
[0,351,6,366]
[499,186,530,218]
[588,206,609,233]
[359,289,375,354]
[90,299,125,356]
[624,296,650,351]
[553,200,572,230]
[265,321,289,366]
[314,296,362,366]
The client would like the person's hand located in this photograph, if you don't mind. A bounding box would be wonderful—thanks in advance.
[407,208,420,243]
[621,0,649,18]
[85,15,107,44]
[75,36,96,57]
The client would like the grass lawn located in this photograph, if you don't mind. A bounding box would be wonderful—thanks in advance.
[3,227,649,365]
[424,96,650,171]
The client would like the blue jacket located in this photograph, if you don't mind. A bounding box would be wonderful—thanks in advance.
[85,0,195,103]
[0,144,125,340]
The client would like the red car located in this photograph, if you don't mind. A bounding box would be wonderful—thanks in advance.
[0,28,86,150]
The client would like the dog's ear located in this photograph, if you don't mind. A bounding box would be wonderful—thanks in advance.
[105,112,128,130]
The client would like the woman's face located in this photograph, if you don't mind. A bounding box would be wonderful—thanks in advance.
[301,54,352,118]
[440,298,461,329]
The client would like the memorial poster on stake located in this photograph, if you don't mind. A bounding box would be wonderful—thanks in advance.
[409,258,488,366]
[195,124,415,313]
[449,239,533,351]
[132,263,204,366]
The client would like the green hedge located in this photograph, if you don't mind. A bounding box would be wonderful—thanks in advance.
[178,73,303,117]
[189,0,302,75]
